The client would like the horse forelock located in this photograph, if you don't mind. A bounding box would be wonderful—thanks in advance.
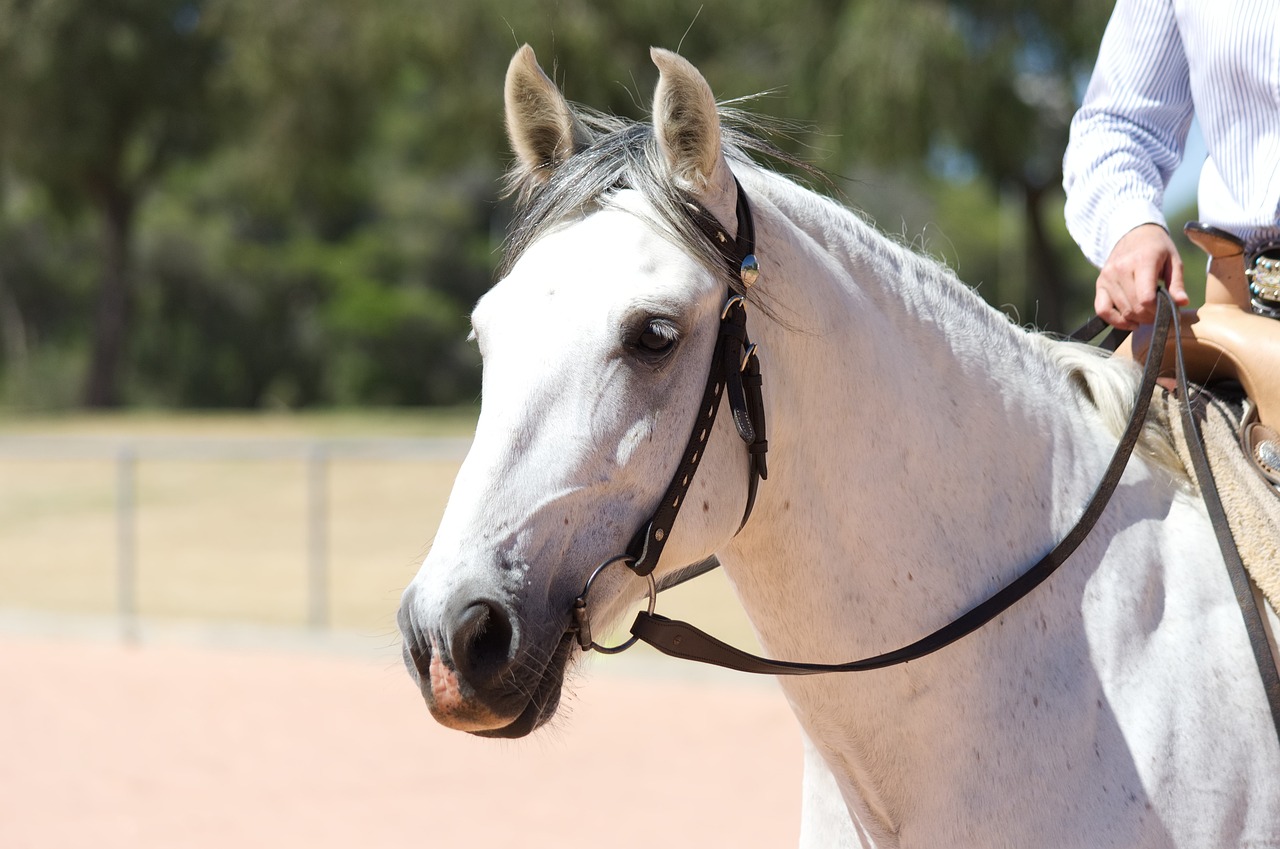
[498,106,803,317]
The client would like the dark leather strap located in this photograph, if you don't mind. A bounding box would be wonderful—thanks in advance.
[627,297,751,574]
[631,288,1280,746]
[632,291,1176,672]
[1067,314,1129,353]
[1169,304,1280,739]
[626,182,768,576]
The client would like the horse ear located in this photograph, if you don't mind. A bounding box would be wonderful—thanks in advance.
[650,48,736,229]
[504,45,591,184]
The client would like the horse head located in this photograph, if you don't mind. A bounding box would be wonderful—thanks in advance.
[396,45,758,737]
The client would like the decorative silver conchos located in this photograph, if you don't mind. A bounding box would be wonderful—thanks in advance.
[740,254,760,288]
[1257,438,1280,476]
[1248,252,1280,302]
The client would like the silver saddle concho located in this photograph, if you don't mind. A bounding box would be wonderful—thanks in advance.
[1244,239,1280,488]
[1248,241,1280,320]
[1115,222,1280,493]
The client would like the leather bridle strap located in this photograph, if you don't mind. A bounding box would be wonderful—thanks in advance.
[628,288,1177,674]
[626,181,768,577]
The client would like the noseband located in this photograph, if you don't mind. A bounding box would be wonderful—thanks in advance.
[571,179,767,652]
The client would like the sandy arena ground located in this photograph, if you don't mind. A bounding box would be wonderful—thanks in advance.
[0,630,802,849]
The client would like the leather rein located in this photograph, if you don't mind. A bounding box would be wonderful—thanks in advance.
[566,182,1280,741]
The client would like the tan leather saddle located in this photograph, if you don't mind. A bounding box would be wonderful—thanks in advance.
[1115,222,1280,486]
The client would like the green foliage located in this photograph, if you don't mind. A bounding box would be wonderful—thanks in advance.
[0,0,1135,411]
[0,0,223,212]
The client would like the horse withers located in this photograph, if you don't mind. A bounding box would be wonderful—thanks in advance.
[398,46,1280,847]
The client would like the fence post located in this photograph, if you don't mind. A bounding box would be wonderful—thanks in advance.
[306,443,329,630]
[116,445,138,642]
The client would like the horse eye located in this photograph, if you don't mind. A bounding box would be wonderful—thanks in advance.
[635,319,677,355]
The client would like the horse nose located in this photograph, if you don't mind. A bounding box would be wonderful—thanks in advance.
[447,598,516,687]
[397,585,433,684]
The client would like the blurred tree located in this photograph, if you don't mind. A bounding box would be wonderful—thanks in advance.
[771,0,1112,328]
[124,0,493,408]
[0,0,1124,410]
[0,0,224,406]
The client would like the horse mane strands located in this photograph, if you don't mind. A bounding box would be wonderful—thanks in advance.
[498,101,812,322]
[1039,337,1187,483]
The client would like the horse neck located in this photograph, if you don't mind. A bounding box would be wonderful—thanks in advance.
[723,168,1124,663]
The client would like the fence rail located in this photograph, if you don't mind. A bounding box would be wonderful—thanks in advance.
[0,435,471,640]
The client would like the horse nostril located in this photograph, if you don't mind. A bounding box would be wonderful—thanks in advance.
[449,599,515,685]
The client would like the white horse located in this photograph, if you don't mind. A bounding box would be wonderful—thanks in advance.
[398,46,1280,847]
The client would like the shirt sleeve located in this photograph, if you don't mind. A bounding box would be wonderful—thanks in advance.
[1062,0,1196,267]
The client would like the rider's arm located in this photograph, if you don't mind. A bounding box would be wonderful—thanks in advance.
[1063,0,1195,269]
[1064,0,1195,326]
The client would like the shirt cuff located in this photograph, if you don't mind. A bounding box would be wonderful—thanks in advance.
[1101,198,1168,263]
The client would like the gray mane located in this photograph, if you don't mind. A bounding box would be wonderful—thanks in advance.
[498,102,1184,482]
[500,107,810,311]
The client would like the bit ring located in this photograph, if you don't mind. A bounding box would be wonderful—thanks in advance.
[571,555,657,654]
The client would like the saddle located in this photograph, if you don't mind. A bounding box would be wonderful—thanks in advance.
[1115,222,1280,488]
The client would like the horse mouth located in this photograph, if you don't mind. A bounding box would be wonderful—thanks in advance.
[472,630,577,739]
[405,628,578,740]
[465,629,577,739]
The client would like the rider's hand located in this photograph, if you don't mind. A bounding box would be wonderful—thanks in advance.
[1095,223,1190,330]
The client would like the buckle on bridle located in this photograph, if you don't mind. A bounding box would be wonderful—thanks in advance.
[571,555,656,654]
[721,294,746,319]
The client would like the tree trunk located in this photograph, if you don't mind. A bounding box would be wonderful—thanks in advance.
[1023,183,1067,332]
[83,188,135,408]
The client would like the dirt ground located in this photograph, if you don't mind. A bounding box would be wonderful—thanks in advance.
[0,630,802,849]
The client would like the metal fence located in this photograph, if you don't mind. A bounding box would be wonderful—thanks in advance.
[0,435,471,640]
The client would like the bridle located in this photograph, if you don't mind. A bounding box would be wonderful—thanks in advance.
[566,180,1280,741]
[570,178,767,653]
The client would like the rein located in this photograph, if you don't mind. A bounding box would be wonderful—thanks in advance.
[566,183,1280,742]
[630,288,1174,674]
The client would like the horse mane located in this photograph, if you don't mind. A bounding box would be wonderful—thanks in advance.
[499,102,1187,485]
[499,104,815,319]
[1039,337,1187,482]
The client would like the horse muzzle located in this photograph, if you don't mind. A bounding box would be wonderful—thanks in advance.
[397,584,574,738]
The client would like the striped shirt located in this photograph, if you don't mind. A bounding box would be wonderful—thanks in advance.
[1063,0,1280,266]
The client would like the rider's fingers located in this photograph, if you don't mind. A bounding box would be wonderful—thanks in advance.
[1127,264,1163,324]
[1096,278,1136,330]
[1166,253,1189,306]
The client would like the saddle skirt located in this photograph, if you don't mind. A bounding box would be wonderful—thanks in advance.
[1151,386,1280,614]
